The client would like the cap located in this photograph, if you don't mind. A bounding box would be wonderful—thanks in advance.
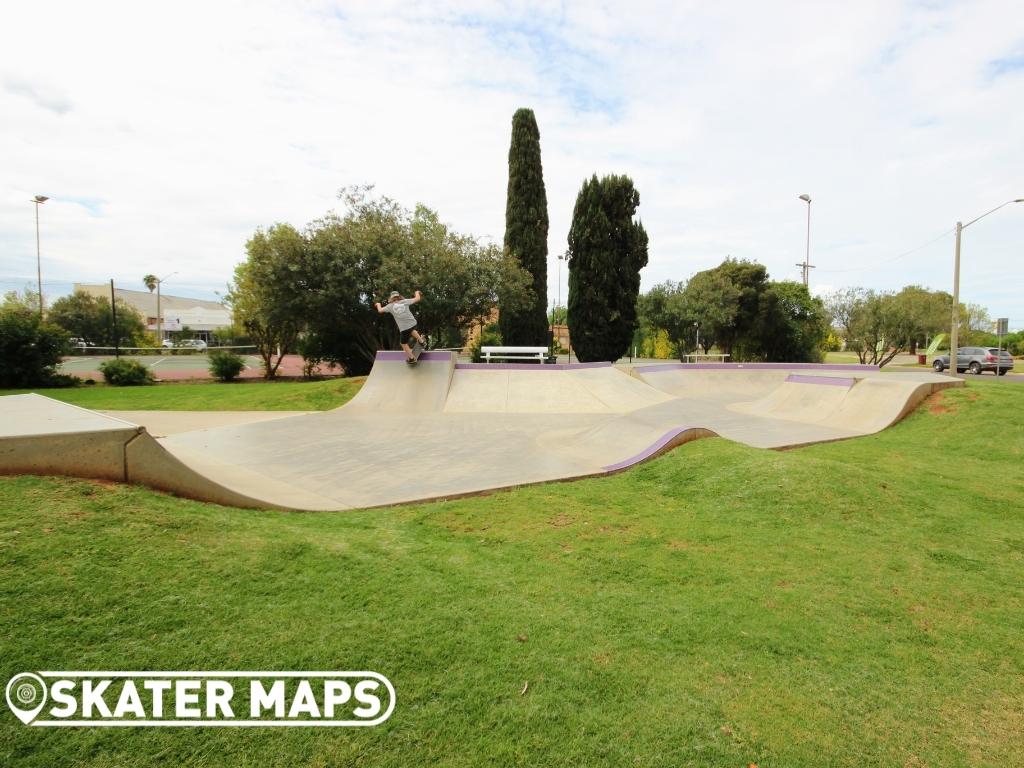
[388,291,401,299]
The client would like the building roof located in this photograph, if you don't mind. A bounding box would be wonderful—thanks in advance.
[73,284,232,331]
[74,284,227,314]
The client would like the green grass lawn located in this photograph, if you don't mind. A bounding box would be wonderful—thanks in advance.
[0,378,365,412]
[1,379,1022,766]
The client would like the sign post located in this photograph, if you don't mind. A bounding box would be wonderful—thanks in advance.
[996,318,1009,376]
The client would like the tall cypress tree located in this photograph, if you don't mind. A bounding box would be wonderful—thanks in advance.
[567,174,649,362]
[500,108,549,346]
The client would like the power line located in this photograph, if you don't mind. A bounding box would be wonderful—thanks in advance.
[816,227,956,274]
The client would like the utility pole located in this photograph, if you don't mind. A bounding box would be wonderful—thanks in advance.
[110,279,120,359]
[948,199,1023,377]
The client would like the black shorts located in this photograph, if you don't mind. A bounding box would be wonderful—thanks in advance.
[400,326,417,344]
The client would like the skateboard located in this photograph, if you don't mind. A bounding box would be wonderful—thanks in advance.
[406,340,424,365]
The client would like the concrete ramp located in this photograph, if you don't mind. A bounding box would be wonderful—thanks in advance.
[730,374,858,423]
[344,351,455,413]
[445,363,673,413]
[0,359,961,511]
[0,394,333,510]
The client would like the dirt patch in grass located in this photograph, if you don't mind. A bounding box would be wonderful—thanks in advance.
[925,390,957,414]
[926,388,980,415]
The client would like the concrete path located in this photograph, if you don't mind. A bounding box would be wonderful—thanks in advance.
[0,353,961,511]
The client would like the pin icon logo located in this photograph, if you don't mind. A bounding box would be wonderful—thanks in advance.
[5,673,47,725]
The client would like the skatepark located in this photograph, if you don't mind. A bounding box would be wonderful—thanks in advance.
[0,353,961,511]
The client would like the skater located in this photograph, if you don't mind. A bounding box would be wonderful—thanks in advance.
[375,290,427,362]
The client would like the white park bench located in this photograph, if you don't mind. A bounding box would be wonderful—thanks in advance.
[681,353,730,363]
[481,346,550,364]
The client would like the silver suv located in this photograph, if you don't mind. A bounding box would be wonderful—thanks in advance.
[932,347,1014,375]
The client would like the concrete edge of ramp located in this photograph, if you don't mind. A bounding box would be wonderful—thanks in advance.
[99,410,314,437]
[126,432,341,511]
[637,362,881,372]
[855,376,959,433]
[0,394,327,511]
[455,361,611,370]
[602,426,718,471]
[785,374,856,387]
[0,428,141,481]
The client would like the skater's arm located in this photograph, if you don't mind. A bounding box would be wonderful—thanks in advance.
[409,290,423,305]
[374,300,386,314]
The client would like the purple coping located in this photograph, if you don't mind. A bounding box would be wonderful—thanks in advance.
[786,374,856,387]
[602,426,699,472]
[455,361,611,370]
[638,362,879,373]
[374,350,453,362]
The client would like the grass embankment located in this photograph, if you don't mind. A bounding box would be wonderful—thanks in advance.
[1,380,1022,766]
[0,377,365,412]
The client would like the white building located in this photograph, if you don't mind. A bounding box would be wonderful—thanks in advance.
[73,284,232,340]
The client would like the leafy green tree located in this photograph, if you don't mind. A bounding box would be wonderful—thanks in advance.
[827,286,973,366]
[0,299,70,386]
[567,174,649,362]
[826,288,921,366]
[233,187,532,376]
[2,289,40,313]
[747,281,829,363]
[638,281,693,354]
[892,285,951,353]
[48,291,146,346]
[960,303,994,346]
[143,275,158,293]
[702,259,768,358]
[681,269,746,355]
[500,108,549,346]
[640,263,826,362]
[229,224,309,378]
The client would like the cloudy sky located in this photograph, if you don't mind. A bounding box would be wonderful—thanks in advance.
[2,1,1022,327]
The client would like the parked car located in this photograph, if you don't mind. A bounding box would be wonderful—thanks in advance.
[932,347,1014,375]
[161,338,208,351]
[68,337,95,348]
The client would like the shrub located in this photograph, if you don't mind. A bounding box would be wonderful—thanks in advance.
[209,349,246,382]
[43,373,81,389]
[99,358,155,386]
[468,322,502,363]
[0,307,70,387]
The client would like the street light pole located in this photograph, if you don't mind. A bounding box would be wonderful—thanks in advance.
[559,251,572,363]
[948,198,1023,377]
[796,194,813,287]
[155,271,178,343]
[32,195,48,318]
[557,251,569,316]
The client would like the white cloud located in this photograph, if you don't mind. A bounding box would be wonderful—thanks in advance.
[1,0,1022,326]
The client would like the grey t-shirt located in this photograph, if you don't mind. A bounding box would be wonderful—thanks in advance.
[382,299,417,331]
